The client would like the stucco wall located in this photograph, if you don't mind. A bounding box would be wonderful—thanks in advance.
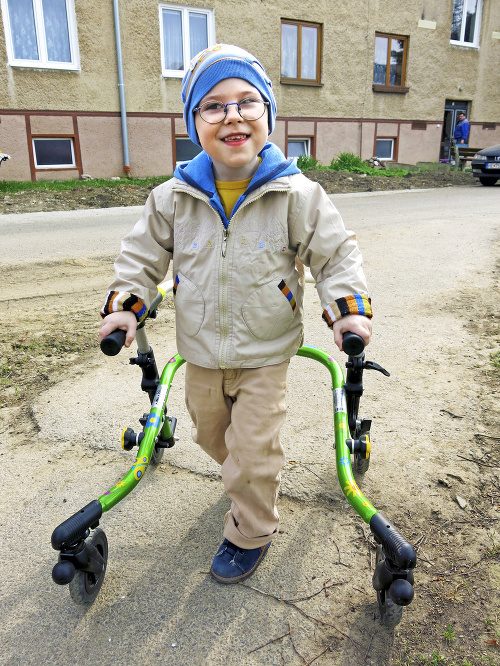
[0,1,498,123]
[77,116,124,178]
[0,114,30,180]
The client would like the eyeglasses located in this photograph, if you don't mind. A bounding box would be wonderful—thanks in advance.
[193,98,269,124]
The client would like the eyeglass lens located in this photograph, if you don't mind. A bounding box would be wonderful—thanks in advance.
[198,100,267,123]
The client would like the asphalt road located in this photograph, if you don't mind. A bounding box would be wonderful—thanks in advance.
[1,185,499,666]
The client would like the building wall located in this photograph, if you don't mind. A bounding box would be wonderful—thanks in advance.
[0,0,499,180]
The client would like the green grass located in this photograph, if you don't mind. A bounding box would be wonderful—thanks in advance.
[329,152,412,177]
[0,175,172,195]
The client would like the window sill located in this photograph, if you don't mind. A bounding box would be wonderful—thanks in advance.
[280,79,323,87]
[372,84,409,94]
[449,40,479,49]
[9,61,80,72]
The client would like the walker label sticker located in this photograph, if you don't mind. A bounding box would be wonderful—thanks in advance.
[152,384,169,409]
[334,388,347,413]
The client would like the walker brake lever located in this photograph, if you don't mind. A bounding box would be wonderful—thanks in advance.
[363,360,390,377]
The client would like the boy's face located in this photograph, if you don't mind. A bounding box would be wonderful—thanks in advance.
[194,78,269,181]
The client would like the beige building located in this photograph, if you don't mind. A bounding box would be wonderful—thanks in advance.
[0,0,499,181]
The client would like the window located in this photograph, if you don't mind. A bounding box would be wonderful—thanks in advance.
[32,137,76,168]
[1,0,79,70]
[450,0,482,47]
[175,136,202,163]
[281,20,321,85]
[159,3,215,77]
[373,33,408,93]
[375,138,396,161]
[287,138,311,159]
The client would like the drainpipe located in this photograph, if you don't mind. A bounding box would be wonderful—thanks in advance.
[112,0,130,175]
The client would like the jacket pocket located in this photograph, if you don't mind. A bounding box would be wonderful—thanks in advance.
[242,278,296,341]
[173,272,205,337]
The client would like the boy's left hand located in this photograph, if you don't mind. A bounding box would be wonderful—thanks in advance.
[333,314,372,352]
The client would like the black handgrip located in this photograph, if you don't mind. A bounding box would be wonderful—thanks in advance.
[370,513,417,570]
[51,500,103,550]
[342,332,365,356]
[100,329,126,356]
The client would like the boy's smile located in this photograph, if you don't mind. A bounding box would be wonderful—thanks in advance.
[194,78,269,181]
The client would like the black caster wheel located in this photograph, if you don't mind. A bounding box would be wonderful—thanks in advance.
[150,444,164,465]
[353,451,370,475]
[69,528,108,605]
[376,545,403,628]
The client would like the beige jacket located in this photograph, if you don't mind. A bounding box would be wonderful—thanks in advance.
[105,173,370,369]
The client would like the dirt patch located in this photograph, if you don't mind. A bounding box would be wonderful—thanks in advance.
[0,169,476,215]
[0,181,498,666]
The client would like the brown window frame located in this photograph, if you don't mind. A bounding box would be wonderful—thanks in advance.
[374,136,398,163]
[372,32,409,94]
[280,19,322,86]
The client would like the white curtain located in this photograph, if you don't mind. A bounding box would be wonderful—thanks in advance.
[42,0,71,62]
[7,0,39,60]
[163,8,183,70]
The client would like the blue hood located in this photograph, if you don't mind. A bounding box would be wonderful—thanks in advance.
[174,142,300,228]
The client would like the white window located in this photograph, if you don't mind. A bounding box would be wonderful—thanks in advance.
[175,136,202,163]
[450,0,482,47]
[1,0,79,70]
[159,3,215,77]
[375,138,395,161]
[32,137,76,168]
[287,138,311,159]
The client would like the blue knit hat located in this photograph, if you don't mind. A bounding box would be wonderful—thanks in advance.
[182,44,277,147]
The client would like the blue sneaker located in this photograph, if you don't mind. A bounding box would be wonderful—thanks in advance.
[210,539,271,584]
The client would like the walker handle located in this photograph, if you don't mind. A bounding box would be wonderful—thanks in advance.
[100,329,126,356]
[342,332,365,356]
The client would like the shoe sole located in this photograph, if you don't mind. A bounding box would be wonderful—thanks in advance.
[210,543,270,585]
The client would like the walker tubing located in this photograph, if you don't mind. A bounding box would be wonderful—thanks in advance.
[369,512,417,570]
[97,354,186,512]
[297,345,377,524]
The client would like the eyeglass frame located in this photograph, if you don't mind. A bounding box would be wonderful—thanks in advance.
[193,99,270,124]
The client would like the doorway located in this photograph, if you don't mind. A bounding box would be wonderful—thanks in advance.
[440,100,469,161]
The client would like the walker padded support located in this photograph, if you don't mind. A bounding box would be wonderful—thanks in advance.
[51,500,103,551]
[370,512,417,570]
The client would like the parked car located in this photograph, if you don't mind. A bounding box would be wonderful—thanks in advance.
[471,144,500,186]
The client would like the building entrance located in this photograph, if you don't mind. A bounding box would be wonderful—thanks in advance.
[440,100,469,161]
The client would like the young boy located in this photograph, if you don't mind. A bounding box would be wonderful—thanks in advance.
[100,44,372,584]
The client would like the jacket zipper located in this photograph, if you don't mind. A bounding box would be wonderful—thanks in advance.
[173,182,290,369]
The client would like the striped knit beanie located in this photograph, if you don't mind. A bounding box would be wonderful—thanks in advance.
[181,44,277,147]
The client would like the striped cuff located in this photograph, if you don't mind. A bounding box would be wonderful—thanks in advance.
[101,291,148,322]
[322,294,372,328]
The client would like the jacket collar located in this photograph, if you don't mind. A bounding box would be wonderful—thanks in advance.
[174,142,300,228]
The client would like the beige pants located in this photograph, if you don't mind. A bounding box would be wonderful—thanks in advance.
[185,361,289,549]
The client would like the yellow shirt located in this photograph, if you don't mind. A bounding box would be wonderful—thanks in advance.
[215,176,252,219]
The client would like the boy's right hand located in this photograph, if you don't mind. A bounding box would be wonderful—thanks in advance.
[99,311,137,348]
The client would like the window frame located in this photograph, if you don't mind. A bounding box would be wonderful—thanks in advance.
[32,136,76,169]
[372,32,409,94]
[174,135,202,164]
[287,137,312,159]
[280,19,322,86]
[159,3,215,78]
[374,137,397,162]
[1,0,80,70]
[450,0,483,48]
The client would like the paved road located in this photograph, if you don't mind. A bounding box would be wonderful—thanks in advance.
[0,206,143,265]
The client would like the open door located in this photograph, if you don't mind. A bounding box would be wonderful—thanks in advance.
[440,100,469,161]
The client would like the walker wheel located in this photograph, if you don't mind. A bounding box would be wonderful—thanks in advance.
[375,545,403,628]
[69,528,108,605]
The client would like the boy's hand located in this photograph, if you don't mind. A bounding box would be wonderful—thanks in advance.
[333,314,372,352]
[99,311,137,348]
